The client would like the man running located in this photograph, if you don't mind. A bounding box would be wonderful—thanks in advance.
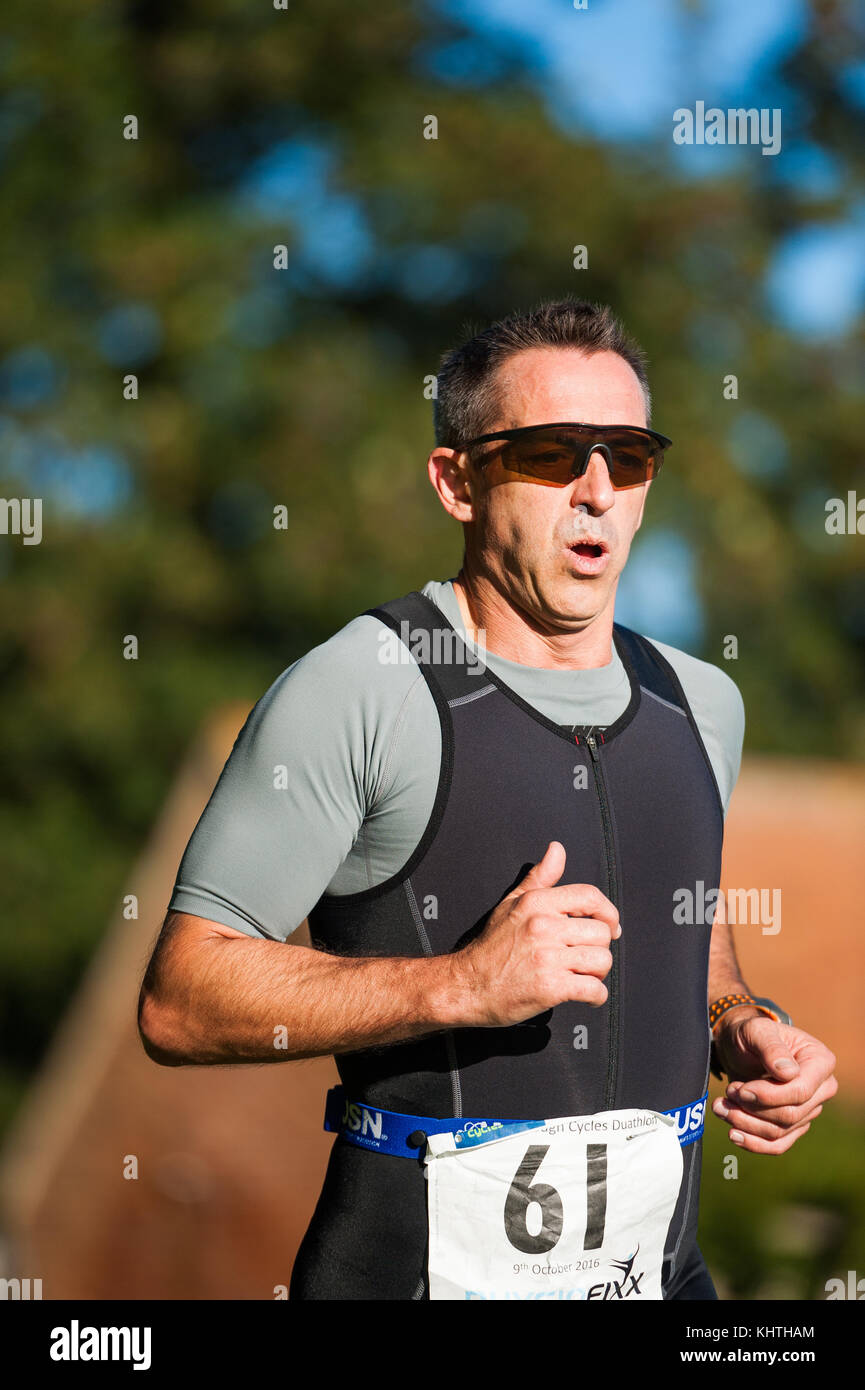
[139,298,837,1300]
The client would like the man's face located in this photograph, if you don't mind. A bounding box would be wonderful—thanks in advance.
[462,348,653,632]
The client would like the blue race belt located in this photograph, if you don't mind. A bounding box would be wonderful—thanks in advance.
[323,1086,708,1159]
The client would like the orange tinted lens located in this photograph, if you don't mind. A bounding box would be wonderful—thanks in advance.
[485,428,662,487]
[601,431,658,487]
[498,430,580,482]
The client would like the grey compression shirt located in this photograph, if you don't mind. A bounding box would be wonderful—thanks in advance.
[169,579,745,941]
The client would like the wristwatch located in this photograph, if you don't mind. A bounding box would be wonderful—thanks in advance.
[709,995,793,1079]
[750,996,793,1029]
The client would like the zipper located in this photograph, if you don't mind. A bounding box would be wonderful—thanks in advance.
[583,732,620,1111]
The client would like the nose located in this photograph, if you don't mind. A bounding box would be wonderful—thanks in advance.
[569,445,615,510]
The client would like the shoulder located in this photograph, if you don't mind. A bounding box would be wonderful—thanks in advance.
[256,609,423,718]
[641,634,744,732]
[241,604,434,805]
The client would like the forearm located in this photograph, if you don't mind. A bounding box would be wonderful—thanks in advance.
[708,909,761,1035]
[708,917,752,1001]
[140,927,467,1066]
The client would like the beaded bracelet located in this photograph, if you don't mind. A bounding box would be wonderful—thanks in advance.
[709,993,779,1034]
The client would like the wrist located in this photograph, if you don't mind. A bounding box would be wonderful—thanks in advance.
[710,1005,764,1080]
[715,1003,762,1035]
[424,951,478,1030]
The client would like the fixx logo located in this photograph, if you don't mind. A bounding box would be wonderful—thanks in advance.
[673,883,781,936]
[340,1098,384,1142]
[587,1248,645,1301]
[673,101,781,156]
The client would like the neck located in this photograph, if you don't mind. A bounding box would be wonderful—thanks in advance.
[452,565,614,670]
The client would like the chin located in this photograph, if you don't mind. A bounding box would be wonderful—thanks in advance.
[544,587,600,624]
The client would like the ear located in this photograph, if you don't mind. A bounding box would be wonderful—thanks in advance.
[428,447,476,523]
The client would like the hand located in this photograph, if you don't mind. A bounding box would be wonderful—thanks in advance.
[711,1012,838,1154]
[452,840,620,1028]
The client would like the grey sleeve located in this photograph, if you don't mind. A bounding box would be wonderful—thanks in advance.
[643,637,746,819]
[168,615,421,941]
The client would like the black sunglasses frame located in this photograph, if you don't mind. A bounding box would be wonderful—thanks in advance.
[456,420,672,454]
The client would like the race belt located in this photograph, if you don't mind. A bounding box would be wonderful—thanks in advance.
[323,1085,708,1159]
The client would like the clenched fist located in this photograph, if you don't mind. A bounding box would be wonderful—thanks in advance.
[448,840,620,1028]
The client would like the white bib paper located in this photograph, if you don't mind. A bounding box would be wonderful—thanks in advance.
[425,1108,683,1301]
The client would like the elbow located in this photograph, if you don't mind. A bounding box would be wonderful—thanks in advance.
[137,988,186,1067]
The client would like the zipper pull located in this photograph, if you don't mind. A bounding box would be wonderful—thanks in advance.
[586,733,599,760]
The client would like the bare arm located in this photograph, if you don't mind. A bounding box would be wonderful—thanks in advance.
[707,893,761,1030]
[138,909,463,1066]
[138,841,619,1067]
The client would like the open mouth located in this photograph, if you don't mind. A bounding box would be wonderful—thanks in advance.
[565,539,610,576]
[569,541,607,558]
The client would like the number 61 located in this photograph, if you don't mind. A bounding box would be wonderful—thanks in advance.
[503,1143,607,1255]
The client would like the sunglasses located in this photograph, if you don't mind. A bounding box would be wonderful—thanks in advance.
[457,422,672,489]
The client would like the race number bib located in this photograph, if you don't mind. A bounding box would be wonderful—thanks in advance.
[425,1108,683,1300]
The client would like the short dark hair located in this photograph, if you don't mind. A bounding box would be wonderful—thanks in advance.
[433,297,652,448]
